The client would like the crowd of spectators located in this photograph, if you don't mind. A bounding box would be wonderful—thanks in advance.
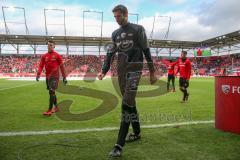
[0,54,240,76]
[191,54,240,75]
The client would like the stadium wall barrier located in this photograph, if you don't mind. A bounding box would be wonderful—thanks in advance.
[215,76,240,134]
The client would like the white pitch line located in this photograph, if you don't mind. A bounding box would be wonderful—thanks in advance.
[0,83,36,91]
[0,120,214,137]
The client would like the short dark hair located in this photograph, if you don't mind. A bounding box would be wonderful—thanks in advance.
[182,51,187,55]
[47,40,55,45]
[112,4,128,15]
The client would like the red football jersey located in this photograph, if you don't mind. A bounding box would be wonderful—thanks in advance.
[177,58,191,80]
[37,51,66,78]
[162,59,178,75]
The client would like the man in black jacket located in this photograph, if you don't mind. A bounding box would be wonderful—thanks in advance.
[98,4,157,157]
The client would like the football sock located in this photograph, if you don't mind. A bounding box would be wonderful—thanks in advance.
[48,90,55,110]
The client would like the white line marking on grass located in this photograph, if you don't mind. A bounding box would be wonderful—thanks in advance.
[0,120,214,137]
[0,83,36,91]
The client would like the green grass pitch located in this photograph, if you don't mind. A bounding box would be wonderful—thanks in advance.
[0,77,239,160]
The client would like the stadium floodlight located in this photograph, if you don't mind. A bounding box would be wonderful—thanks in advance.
[2,6,29,35]
[44,8,66,36]
[83,10,103,56]
[128,13,139,24]
[83,10,103,38]
[87,9,102,12]
[149,14,171,41]
[8,6,15,12]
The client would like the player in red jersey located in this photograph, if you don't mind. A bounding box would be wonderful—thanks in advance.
[162,59,178,92]
[176,51,191,102]
[36,40,67,116]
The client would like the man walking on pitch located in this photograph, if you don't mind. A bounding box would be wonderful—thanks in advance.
[36,40,67,116]
[176,51,191,102]
[98,4,157,157]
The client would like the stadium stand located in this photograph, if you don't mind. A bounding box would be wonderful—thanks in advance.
[0,54,240,78]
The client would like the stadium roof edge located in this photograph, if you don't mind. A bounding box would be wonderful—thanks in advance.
[200,30,240,49]
[0,29,239,50]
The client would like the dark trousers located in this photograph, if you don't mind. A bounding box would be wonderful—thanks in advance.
[116,71,141,147]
